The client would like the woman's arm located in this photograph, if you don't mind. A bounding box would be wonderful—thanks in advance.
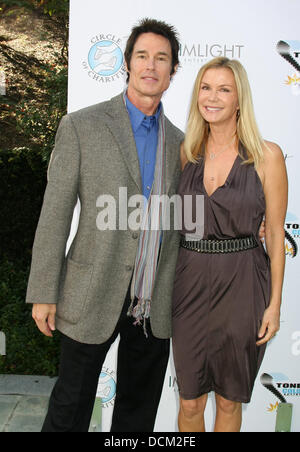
[256,141,288,346]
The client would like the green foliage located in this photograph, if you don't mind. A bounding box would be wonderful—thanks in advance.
[0,2,68,375]
[0,146,47,263]
[0,1,69,21]
[41,0,69,19]
[15,64,68,162]
[0,260,60,375]
[0,146,61,376]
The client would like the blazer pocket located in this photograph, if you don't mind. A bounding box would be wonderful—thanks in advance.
[57,258,94,324]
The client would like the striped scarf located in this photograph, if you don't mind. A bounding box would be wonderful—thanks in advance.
[124,93,166,336]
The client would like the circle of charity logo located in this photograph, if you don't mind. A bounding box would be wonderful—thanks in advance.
[97,371,116,404]
[88,40,124,77]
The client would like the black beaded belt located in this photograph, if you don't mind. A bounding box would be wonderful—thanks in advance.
[180,235,258,254]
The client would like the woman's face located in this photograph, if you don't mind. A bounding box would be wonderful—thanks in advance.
[198,67,240,126]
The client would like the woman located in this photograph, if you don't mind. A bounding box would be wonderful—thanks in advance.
[172,57,288,432]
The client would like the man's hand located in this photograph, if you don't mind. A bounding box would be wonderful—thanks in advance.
[32,304,56,337]
[259,220,266,241]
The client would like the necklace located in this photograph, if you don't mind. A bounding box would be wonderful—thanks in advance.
[206,135,237,183]
[208,135,236,160]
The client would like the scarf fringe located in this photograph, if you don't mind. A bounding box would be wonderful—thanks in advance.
[127,298,151,338]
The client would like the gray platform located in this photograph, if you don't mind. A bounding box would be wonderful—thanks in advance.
[0,375,57,432]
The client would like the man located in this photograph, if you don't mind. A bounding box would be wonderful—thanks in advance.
[26,18,184,432]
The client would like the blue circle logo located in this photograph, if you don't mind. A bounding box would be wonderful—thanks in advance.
[88,40,124,77]
[98,371,116,406]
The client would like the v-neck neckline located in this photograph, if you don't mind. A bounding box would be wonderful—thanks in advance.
[202,154,240,199]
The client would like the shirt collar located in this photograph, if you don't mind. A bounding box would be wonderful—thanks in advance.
[125,93,162,133]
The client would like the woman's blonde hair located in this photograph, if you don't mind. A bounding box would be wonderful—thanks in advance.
[184,57,264,167]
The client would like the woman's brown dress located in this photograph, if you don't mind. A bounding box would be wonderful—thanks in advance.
[172,149,271,403]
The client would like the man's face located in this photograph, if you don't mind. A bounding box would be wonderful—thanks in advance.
[126,32,174,104]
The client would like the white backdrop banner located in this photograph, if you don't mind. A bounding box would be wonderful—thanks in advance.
[68,0,300,432]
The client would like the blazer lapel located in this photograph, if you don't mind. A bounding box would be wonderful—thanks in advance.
[164,118,180,195]
[105,94,142,192]
[104,95,180,196]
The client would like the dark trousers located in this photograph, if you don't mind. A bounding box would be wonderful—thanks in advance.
[42,289,170,432]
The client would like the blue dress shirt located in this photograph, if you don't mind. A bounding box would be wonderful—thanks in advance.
[125,94,162,200]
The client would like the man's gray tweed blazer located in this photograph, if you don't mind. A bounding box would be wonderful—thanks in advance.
[26,93,184,344]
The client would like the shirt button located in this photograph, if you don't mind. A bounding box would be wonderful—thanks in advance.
[132,232,138,239]
[146,160,150,165]
[146,185,151,190]
[125,265,133,272]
